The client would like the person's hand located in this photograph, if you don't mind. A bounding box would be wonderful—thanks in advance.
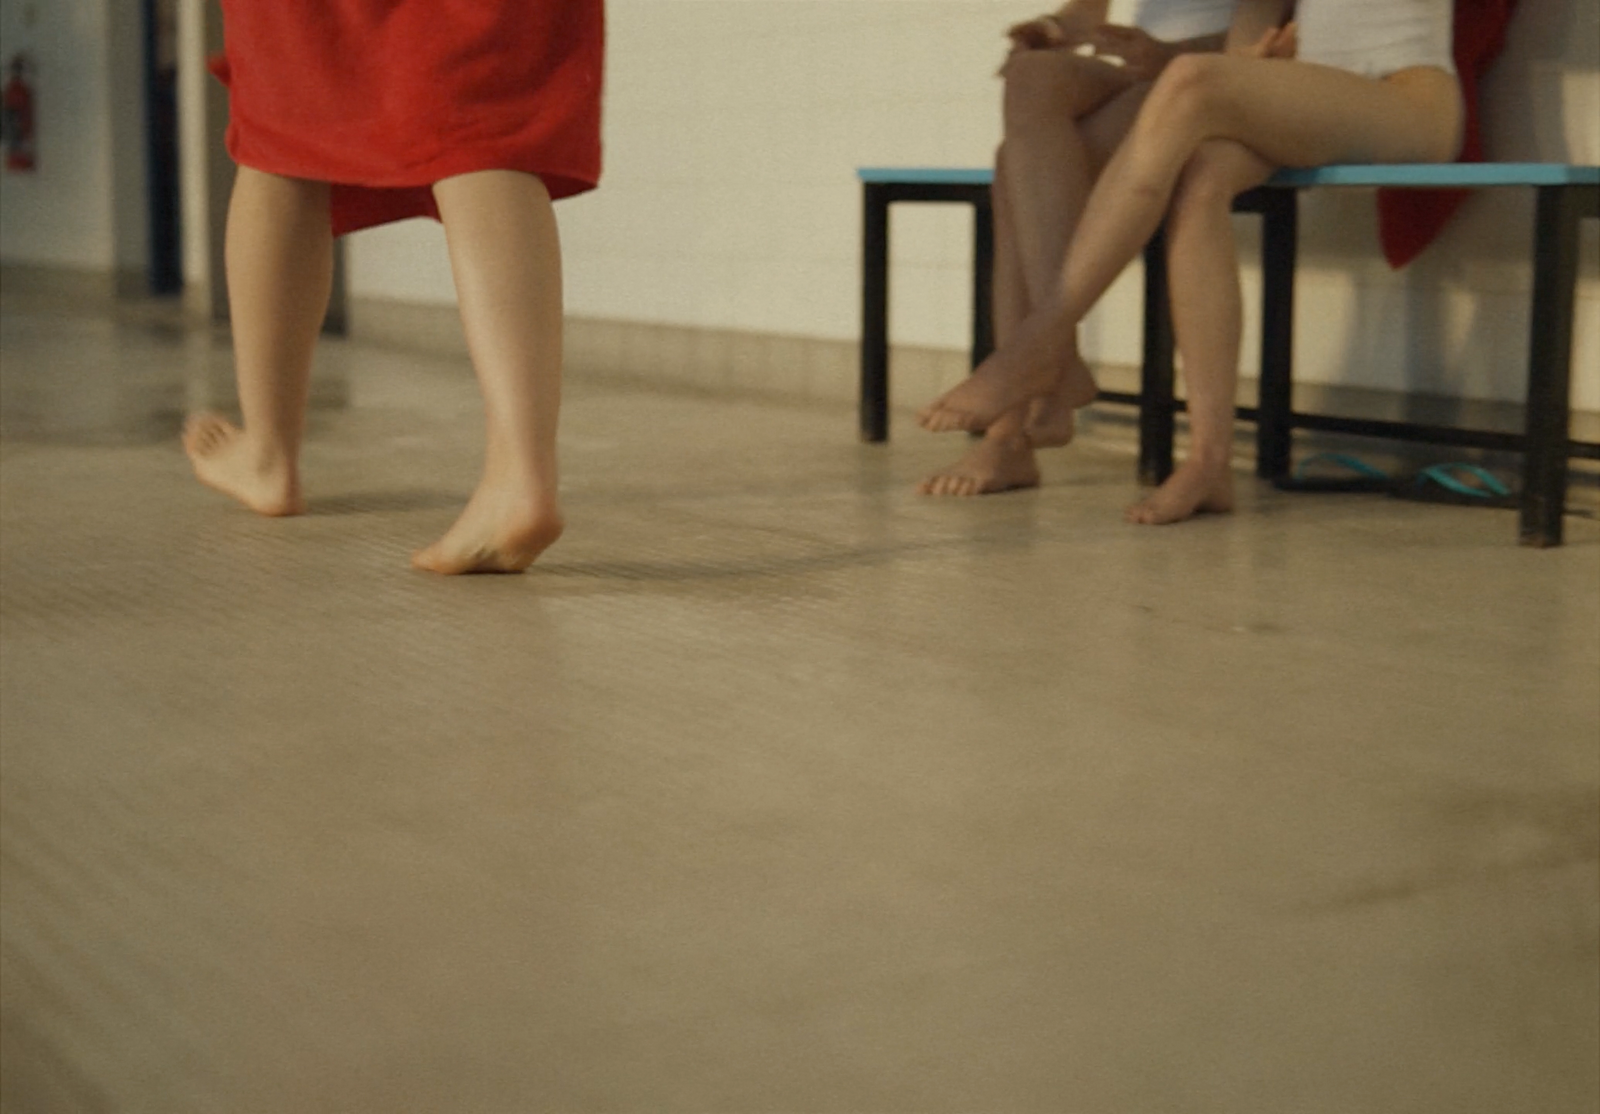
[1235,21,1297,59]
[1084,24,1175,81]
[1006,13,1076,51]
[1006,6,1101,53]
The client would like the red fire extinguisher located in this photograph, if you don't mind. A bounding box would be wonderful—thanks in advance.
[3,52,37,172]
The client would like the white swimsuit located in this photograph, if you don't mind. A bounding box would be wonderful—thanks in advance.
[1109,0,1235,41]
[1294,0,1456,77]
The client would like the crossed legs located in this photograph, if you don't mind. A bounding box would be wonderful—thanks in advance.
[917,54,1463,519]
[921,50,1143,496]
[184,166,565,572]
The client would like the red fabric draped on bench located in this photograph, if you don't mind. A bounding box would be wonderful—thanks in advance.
[1377,0,1520,268]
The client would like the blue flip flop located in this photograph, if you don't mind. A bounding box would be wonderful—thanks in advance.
[1274,452,1394,493]
[1393,463,1518,507]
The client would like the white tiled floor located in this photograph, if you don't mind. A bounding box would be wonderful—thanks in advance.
[2,286,1597,1113]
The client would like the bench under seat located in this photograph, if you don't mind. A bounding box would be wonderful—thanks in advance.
[858,163,1600,546]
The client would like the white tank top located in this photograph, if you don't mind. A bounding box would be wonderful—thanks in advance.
[1295,0,1456,77]
[1107,0,1235,41]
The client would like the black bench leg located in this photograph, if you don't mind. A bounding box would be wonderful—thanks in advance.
[1520,184,1583,547]
[1139,229,1176,485]
[861,183,891,442]
[972,195,995,369]
[1256,189,1297,480]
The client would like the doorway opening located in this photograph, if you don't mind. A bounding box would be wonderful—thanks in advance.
[143,0,181,295]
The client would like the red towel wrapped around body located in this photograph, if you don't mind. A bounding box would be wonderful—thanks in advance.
[1376,0,1519,268]
[211,0,604,237]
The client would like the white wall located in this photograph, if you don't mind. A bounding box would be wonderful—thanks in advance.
[0,0,125,270]
[7,0,1593,409]
[352,1,1016,337]
[349,0,1600,409]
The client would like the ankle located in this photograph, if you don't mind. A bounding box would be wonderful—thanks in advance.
[1184,443,1232,470]
[480,478,561,524]
[240,432,297,474]
[984,426,1032,450]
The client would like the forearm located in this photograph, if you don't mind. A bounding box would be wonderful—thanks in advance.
[1085,26,1226,80]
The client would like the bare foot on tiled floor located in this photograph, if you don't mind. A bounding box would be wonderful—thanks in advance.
[182,413,304,517]
[411,475,564,575]
[919,434,1042,497]
[1125,456,1234,525]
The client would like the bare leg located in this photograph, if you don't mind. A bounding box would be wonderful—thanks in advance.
[988,52,1133,447]
[183,166,331,516]
[1001,49,1129,307]
[412,170,565,574]
[1022,78,1152,445]
[1000,53,1098,449]
[918,57,1464,432]
[919,56,1142,495]
[1127,140,1272,524]
[1002,132,1079,451]
[921,159,1042,496]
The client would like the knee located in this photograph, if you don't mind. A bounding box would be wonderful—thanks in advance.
[1142,52,1223,131]
[1001,53,1066,133]
[1001,51,1101,133]
[1117,54,1228,186]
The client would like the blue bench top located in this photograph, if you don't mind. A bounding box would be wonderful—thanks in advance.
[858,164,1600,188]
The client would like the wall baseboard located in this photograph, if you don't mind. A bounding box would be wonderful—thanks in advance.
[5,272,1580,453]
[2,262,125,302]
[0,263,349,414]
[2,262,178,311]
[350,300,1599,449]
[3,271,1577,450]
[350,299,1000,410]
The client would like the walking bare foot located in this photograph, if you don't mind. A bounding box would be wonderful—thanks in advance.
[1125,457,1235,525]
[182,413,304,516]
[411,481,564,575]
[918,434,1041,496]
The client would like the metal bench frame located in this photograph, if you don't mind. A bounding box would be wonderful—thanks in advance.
[858,164,1600,546]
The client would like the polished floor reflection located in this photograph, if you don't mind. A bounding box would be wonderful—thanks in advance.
[2,284,1598,1113]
